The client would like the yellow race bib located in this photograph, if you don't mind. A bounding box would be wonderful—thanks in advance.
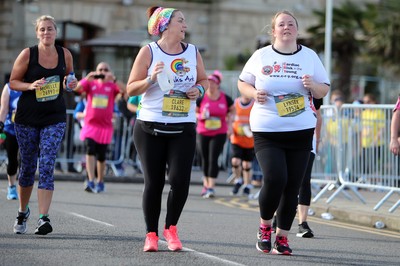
[92,94,109,109]
[162,90,190,117]
[205,117,222,130]
[35,75,60,102]
[274,93,305,117]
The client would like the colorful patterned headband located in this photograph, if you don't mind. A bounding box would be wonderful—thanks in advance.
[148,7,175,36]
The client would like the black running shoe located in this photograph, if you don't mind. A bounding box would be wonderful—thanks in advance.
[272,236,292,255]
[256,226,272,253]
[35,216,53,235]
[231,182,242,195]
[296,221,314,238]
[242,187,250,196]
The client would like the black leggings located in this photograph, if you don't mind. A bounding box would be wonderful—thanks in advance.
[298,152,315,206]
[4,132,19,176]
[196,133,226,178]
[257,147,310,230]
[133,120,196,234]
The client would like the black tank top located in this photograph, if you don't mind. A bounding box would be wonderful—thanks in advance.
[15,45,67,127]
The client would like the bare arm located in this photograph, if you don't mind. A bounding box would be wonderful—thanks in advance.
[302,74,329,99]
[237,80,267,104]
[9,48,32,91]
[126,46,155,97]
[390,110,400,155]
[0,85,10,123]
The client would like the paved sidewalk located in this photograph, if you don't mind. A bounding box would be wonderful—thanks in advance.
[1,163,399,232]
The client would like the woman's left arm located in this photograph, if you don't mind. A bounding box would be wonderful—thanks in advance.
[302,74,329,99]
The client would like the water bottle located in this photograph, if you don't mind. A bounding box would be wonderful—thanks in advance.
[66,72,75,92]
[321,212,334,220]
[203,103,210,119]
[374,221,385,229]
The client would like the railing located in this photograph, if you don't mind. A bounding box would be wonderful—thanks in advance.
[313,104,400,212]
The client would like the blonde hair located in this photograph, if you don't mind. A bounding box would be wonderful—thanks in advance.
[269,10,298,44]
[34,15,57,32]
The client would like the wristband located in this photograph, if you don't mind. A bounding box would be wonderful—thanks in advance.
[195,84,205,97]
[0,121,4,133]
[146,76,156,85]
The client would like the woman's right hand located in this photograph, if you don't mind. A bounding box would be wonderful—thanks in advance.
[29,78,46,90]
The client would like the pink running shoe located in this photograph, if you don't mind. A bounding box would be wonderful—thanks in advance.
[272,235,292,255]
[200,186,208,196]
[163,225,182,251]
[143,232,159,252]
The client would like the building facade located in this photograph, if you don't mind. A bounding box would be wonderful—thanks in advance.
[0,0,371,84]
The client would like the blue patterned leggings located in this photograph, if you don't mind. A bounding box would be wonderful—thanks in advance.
[15,122,66,190]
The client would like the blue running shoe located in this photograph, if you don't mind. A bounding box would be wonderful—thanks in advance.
[7,185,18,200]
[96,182,105,193]
[85,181,95,193]
[203,188,215,198]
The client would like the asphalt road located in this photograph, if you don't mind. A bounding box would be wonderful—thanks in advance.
[1,180,399,266]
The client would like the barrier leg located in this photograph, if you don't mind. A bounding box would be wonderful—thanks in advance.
[349,186,366,204]
[326,184,346,203]
[389,199,400,213]
[373,190,394,211]
[312,183,332,203]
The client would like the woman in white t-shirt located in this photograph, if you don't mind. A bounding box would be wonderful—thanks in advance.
[238,10,330,255]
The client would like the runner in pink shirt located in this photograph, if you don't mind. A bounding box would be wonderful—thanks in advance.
[75,62,121,193]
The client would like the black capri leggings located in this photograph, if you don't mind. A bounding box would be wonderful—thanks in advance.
[196,133,226,178]
[254,129,313,231]
[298,152,315,206]
[4,132,19,176]
[133,120,196,234]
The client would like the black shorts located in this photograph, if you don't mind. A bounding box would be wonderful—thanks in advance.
[231,143,254,162]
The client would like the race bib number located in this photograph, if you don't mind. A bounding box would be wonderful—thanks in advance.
[92,94,109,109]
[237,123,251,136]
[162,90,190,117]
[35,75,60,102]
[205,117,222,130]
[274,93,305,117]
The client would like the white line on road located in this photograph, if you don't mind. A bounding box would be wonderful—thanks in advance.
[69,212,114,227]
[182,246,246,266]
[69,211,244,265]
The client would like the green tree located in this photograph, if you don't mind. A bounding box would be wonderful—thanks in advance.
[306,1,377,101]
[367,0,400,74]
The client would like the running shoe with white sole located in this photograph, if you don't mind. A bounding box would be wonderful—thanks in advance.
[34,216,53,235]
[163,225,182,251]
[296,221,314,238]
[256,226,272,253]
[272,235,292,255]
[13,208,30,234]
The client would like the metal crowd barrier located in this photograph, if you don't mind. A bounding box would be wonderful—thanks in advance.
[313,104,400,212]
[56,110,128,177]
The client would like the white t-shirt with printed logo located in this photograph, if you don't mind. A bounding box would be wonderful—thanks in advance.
[239,45,330,132]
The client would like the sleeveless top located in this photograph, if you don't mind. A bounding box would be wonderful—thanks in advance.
[230,98,255,148]
[15,45,67,127]
[4,83,22,135]
[137,41,198,123]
